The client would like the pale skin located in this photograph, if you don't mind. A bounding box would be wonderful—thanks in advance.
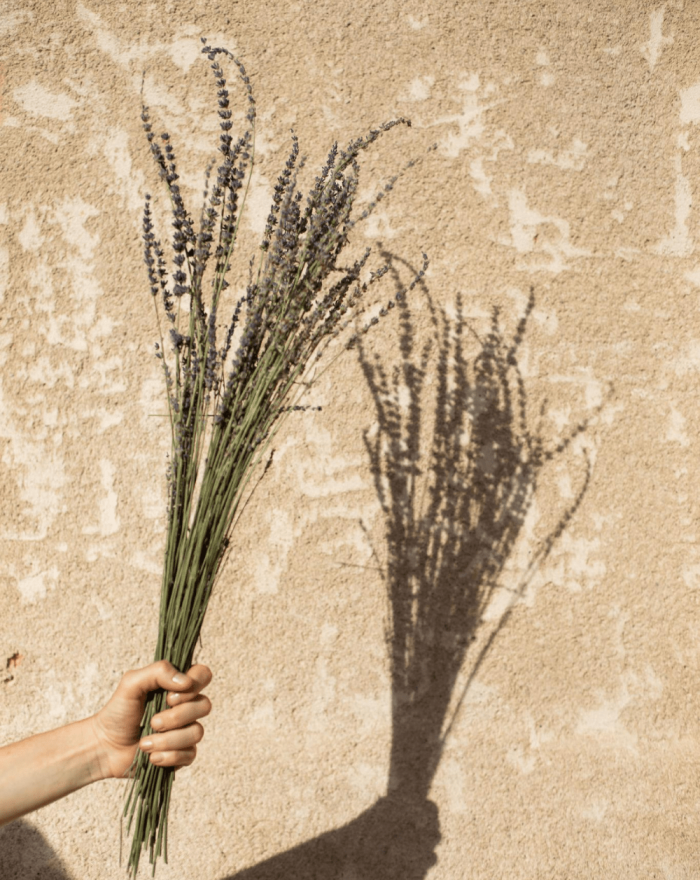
[0,660,212,828]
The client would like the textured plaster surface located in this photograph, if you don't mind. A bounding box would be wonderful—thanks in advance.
[1,1,700,878]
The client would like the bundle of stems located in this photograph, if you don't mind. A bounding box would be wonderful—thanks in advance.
[120,40,428,878]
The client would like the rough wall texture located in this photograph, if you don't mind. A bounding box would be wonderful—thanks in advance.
[1,1,700,878]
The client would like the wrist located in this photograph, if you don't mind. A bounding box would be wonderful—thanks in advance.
[83,715,114,782]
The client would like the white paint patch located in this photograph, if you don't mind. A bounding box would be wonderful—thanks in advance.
[500,189,591,273]
[90,354,126,393]
[404,75,434,102]
[17,208,44,252]
[580,797,609,822]
[396,382,412,411]
[673,339,700,374]
[684,266,700,286]
[244,168,273,236]
[527,138,588,171]
[141,483,165,521]
[168,37,203,73]
[548,406,572,431]
[582,372,604,409]
[130,549,162,575]
[0,382,67,540]
[535,48,555,87]
[77,2,154,69]
[307,643,337,732]
[54,196,100,261]
[407,14,428,30]
[469,157,491,196]
[528,712,554,751]
[347,762,385,798]
[506,743,536,774]
[254,507,295,594]
[140,73,190,120]
[82,459,120,535]
[90,594,114,620]
[532,302,559,335]
[45,685,69,723]
[609,605,629,659]
[12,80,78,121]
[320,622,339,646]
[41,195,108,354]
[576,682,638,754]
[471,130,513,203]
[655,149,693,256]
[295,425,367,499]
[249,699,276,730]
[680,81,700,125]
[616,246,641,260]
[682,562,700,589]
[76,661,100,715]
[95,127,146,214]
[666,405,690,446]
[99,459,120,535]
[0,244,7,305]
[89,314,117,339]
[140,375,170,427]
[640,7,673,72]
[505,713,553,775]
[546,532,607,593]
[436,756,468,812]
[0,10,34,39]
[17,566,59,604]
[640,664,664,700]
[348,693,388,736]
[437,74,487,158]
[557,471,574,500]
[362,208,401,240]
[77,6,228,116]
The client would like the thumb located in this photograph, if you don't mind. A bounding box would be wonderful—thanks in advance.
[120,660,191,700]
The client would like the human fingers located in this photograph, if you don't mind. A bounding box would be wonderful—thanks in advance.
[147,745,197,769]
[118,659,194,703]
[140,721,204,764]
[165,664,213,707]
[150,693,212,733]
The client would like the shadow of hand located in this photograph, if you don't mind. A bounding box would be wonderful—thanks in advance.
[225,793,440,880]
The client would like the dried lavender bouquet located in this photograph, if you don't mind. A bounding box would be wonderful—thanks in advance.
[121,39,427,878]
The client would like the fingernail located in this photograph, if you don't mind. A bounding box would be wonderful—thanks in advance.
[172,673,188,686]
[169,692,180,703]
[151,717,163,729]
[141,739,153,750]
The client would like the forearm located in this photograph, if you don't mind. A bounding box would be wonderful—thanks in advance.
[0,717,102,827]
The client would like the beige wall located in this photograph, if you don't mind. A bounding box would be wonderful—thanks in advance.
[2,1,700,878]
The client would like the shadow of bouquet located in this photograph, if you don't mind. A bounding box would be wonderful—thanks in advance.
[223,262,597,880]
[357,258,593,805]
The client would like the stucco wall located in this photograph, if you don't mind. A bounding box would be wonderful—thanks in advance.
[2,1,700,878]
